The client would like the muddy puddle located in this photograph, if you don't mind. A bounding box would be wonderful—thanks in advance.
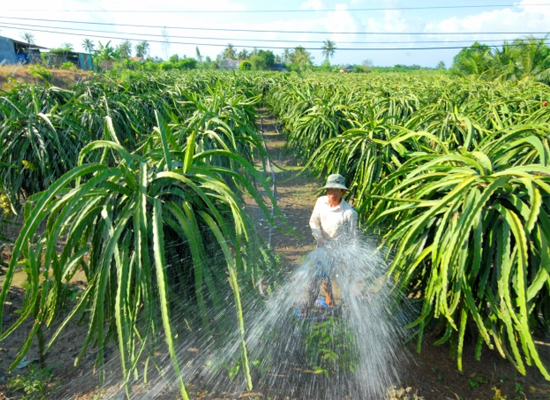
[0,268,87,288]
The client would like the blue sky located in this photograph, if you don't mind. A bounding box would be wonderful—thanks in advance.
[1,0,549,68]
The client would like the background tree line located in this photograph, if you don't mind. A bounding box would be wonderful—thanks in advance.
[451,35,550,83]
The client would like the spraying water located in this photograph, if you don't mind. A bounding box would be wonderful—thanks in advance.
[54,236,411,399]
[241,237,411,399]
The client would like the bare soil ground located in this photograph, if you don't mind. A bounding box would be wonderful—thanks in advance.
[0,109,549,399]
[0,65,92,91]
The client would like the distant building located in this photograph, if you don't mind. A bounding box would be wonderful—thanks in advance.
[218,59,242,70]
[339,64,354,73]
[270,63,289,72]
[130,56,145,62]
[0,35,47,64]
[0,36,93,70]
[45,50,94,70]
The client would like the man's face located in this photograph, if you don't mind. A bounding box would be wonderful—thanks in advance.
[326,188,345,206]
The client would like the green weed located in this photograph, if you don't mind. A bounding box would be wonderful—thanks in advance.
[6,364,54,399]
[303,316,358,377]
[27,64,51,84]
[515,383,524,393]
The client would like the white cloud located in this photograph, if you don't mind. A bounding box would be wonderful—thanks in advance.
[428,3,550,35]
[301,0,325,11]
[325,4,360,36]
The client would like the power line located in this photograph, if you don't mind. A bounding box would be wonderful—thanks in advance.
[5,3,550,13]
[1,21,543,46]
[1,16,549,36]
[0,24,545,52]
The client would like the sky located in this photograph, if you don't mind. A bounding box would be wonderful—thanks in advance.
[1,0,550,68]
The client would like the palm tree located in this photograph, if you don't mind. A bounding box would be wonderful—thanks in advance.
[117,40,132,58]
[196,46,203,62]
[282,49,290,64]
[135,40,150,58]
[513,36,550,82]
[290,46,313,71]
[452,45,492,78]
[491,41,516,81]
[237,49,249,60]
[321,40,336,62]
[461,51,492,77]
[20,32,35,54]
[82,38,95,54]
[20,32,35,45]
[59,43,73,62]
[222,44,237,60]
[452,41,491,76]
[61,43,74,52]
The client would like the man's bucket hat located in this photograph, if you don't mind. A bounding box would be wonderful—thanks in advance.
[321,174,348,191]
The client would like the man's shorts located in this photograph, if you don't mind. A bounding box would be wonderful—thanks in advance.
[313,258,334,280]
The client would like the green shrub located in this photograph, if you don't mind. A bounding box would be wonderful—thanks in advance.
[176,58,197,70]
[61,62,76,71]
[28,64,51,83]
[239,61,252,71]
[160,61,175,70]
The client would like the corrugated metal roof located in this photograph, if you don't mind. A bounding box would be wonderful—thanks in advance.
[219,59,242,69]
[0,35,49,50]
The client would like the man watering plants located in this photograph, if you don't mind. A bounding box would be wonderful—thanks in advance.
[298,173,358,318]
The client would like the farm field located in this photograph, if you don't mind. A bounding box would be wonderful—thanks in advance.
[0,70,549,399]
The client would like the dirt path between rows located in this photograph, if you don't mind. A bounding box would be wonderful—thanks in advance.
[252,109,550,400]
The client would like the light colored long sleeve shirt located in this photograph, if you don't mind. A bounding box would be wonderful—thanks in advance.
[309,196,358,243]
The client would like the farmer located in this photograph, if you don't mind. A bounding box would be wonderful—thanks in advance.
[300,173,358,317]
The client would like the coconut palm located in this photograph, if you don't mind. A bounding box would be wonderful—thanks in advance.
[195,46,203,62]
[282,48,290,64]
[135,40,150,58]
[19,32,35,54]
[222,44,237,60]
[458,50,492,77]
[453,36,550,83]
[117,40,132,58]
[321,40,336,62]
[452,42,492,77]
[82,38,95,53]
[490,41,516,80]
[19,31,35,45]
[511,36,550,82]
[237,49,249,60]
[61,42,73,52]
[290,46,313,71]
